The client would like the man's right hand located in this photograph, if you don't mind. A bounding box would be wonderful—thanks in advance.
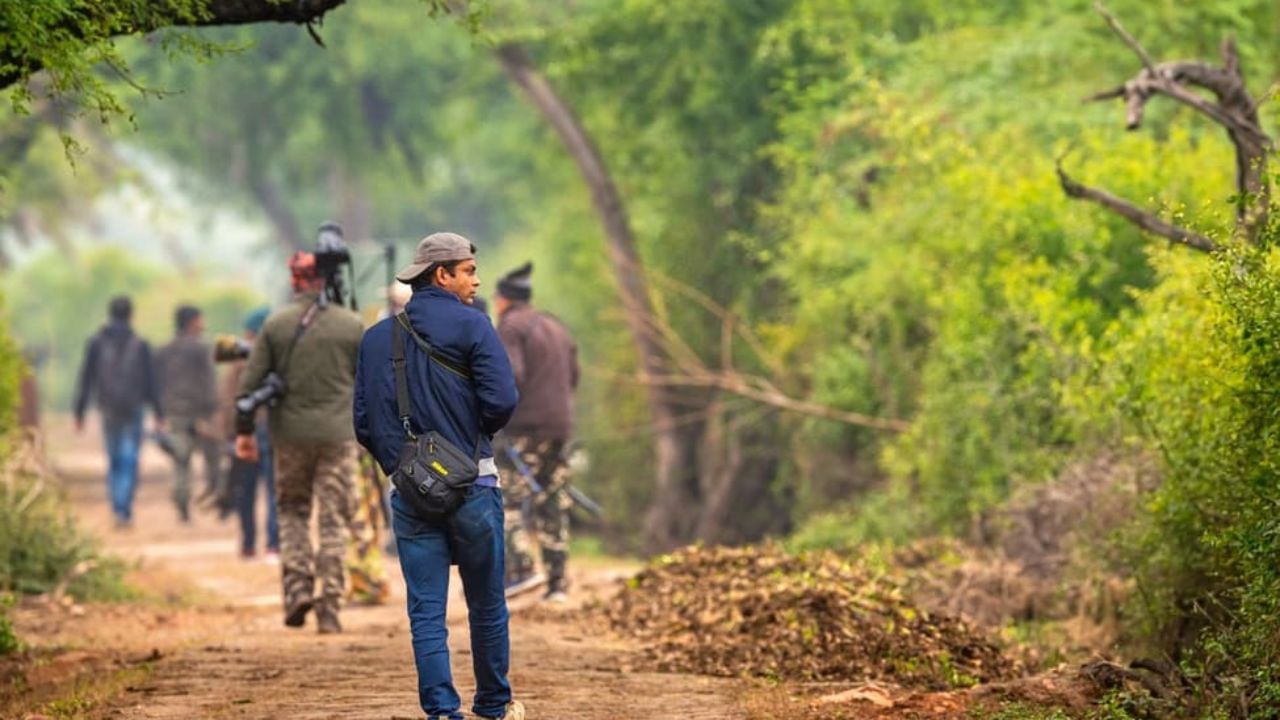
[234,434,260,463]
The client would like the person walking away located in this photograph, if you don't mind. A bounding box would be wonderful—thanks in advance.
[156,305,221,522]
[354,232,524,720]
[221,306,279,560]
[74,296,164,529]
[493,262,580,602]
[74,294,162,525]
[235,252,363,634]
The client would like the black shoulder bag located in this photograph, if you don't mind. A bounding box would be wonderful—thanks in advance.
[389,313,481,522]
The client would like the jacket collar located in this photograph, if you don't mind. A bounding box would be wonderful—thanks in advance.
[102,320,134,339]
[409,285,463,307]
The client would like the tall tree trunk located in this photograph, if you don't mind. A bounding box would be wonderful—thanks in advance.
[491,43,700,550]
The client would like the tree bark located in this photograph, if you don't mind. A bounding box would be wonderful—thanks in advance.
[0,0,349,91]
[490,42,700,550]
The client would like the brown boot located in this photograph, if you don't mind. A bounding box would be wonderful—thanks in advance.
[315,604,342,635]
[283,597,313,628]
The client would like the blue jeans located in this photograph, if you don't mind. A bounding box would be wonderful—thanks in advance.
[103,412,143,522]
[237,428,279,555]
[392,486,511,720]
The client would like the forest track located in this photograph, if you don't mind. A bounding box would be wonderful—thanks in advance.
[10,427,748,719]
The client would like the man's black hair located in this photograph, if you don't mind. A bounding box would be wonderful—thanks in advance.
[108,296,133,322]
[175,305,202,333]
[410,259,465,291]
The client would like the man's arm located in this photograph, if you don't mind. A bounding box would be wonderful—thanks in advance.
[144,343,164,421]
[496,320,526,390]
[472,319,519,436]
[570,338,580,390]
[353,333,371,451]
[73,337,97,426]
[198,343,219,417]
[238,324,274,397]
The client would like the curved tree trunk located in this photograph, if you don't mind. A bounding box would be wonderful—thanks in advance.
[491,43,699,550]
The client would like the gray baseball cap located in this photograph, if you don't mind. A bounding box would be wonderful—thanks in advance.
[395,232,477,282]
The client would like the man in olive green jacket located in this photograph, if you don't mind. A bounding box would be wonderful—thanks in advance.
[235,251,363,634]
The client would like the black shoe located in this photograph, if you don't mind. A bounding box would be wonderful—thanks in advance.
[316,606,342,635]
[284,597,314,628]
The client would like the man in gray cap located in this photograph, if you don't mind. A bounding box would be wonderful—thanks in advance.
[493,261,580,601]
[354,232,524,720]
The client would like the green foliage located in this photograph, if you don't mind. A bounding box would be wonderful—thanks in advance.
[0,593,17,655]
[0,446,131,601]
[1,0,222,123]
[1088,238,1280,716]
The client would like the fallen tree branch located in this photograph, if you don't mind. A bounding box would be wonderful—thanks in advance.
[1056,159,1217,253]
[626,372,911,433]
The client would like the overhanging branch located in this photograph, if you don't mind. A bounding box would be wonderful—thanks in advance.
[1070,6,1271,242]
[1056,159,1217,253]
[1,0,349,91]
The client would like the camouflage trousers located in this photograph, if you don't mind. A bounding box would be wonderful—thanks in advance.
[345,451,389,606]
[499,437,572,588]
[274,441,356,613]
[167,415,221,515]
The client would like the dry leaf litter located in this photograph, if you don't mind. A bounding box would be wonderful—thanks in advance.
[602,544,1020,690]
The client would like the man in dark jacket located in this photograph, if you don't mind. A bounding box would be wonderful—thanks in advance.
[74,295,164,528]
[236,251,364,634]
[156,305,220,522]
[354,232,524,720]
[494,262,580,601]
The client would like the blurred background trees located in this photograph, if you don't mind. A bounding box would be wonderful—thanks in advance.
[3,0,1280,709]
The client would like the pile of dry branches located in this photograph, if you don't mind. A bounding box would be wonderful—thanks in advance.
[602,545,1021,690]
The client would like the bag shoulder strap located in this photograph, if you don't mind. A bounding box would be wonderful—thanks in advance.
[395,313,472,381]
[279,300,321,377]
[391,312,483,460]
[391,314,415,439]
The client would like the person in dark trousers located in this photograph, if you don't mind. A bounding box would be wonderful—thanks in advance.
[354,232,524,720]
[222,306,279,560]
[494,262,580,601]
[156,305,221,522]
[74,296,164,528]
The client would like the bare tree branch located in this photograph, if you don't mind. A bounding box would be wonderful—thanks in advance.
[1069,7,1272,243]
[1094,2,1155,73]
[625,373,911,433]
[1056,159,1217,253]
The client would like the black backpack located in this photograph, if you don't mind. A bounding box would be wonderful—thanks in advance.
[95,333,144,418]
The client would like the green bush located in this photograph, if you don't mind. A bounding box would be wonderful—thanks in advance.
[0,593,17,655]
[0,454,131,601]
[1088,238,1280,716]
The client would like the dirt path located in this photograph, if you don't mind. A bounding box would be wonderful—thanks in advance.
[17,428,748,719]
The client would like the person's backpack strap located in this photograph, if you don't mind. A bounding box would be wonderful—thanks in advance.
[391,313,415,440]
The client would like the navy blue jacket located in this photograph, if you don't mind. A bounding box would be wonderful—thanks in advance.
[354,286,518,477]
